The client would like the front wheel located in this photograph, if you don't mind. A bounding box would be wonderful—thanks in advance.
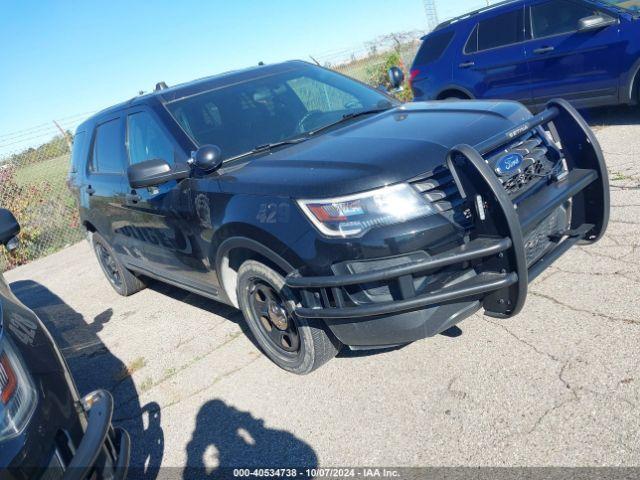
[237,260,341,374]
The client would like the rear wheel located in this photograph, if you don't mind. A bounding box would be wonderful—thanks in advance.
[237,260,341,374]
[92,232,146,296]
[442,93,468,101]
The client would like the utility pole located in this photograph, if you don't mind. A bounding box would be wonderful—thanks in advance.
[52,120,73,151]
[423,0,439,32]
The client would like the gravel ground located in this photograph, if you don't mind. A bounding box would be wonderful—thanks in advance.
[4,107,640,476]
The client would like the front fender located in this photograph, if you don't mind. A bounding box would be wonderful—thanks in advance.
[210,226,303,307]
[212,227,299,276]
[207,191,310,304]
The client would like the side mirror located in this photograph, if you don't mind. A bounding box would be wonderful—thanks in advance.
[127,159,190,189]
[0,209,20,250]
[191,144,223,172]
[387,66,405,90]
[579,14,617,32]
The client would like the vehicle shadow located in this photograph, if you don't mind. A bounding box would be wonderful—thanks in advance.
[150,280,464,361]
[183,399,318,479]
[9,280,164,480]
[580,105,639,127]
[338,325,463,358]
[146,280,264,353]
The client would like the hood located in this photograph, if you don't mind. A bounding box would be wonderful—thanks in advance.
[217,100,533,198]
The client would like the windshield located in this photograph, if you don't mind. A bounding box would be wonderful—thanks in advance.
[164,64,396,161]
[596,0,640,11]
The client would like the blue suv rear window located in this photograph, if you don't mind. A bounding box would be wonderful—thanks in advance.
[414,30,455,66]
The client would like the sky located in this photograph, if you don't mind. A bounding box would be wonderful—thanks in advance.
[0,0,486,152]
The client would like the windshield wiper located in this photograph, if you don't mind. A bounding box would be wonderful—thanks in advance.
[224,137,308,163]
[306,107,392,136]
[252,137,308,153]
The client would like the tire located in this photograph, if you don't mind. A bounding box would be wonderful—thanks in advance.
[237,260,341,374]
[92,232,146,296]
[442,95,467,101]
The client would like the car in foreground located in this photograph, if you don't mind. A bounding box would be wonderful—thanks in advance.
[0,209,130,479]
[409,0,640,110]
[68,61,609,374]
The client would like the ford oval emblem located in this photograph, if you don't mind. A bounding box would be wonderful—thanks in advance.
[495,152,524,176]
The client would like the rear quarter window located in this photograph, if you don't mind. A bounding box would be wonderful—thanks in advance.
[90,118,124,174]
[70,131,86,174]
[413,31,455,65]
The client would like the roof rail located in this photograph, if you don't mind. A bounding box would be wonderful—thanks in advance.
[155,81,168,91]
[433,0,521,31]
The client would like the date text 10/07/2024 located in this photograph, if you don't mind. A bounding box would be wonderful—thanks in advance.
[232,468,401,478]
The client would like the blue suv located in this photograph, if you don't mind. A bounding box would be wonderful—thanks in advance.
[409,0,640,110]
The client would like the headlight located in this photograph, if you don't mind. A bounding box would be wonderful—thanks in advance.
[297,183,434,238]
[0,335,37,441]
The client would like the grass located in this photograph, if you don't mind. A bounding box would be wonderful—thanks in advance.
[610,170,631,182]
[113,356,147,382]
[0,153,82,271]
[335,56,382,83]
[140,376,154,393]
[14,154,69,187]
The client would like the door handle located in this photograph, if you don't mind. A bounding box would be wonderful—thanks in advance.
[459,61,475,68]
[533,46,555,54]
[125,192,141,205]
[86,185,95,196]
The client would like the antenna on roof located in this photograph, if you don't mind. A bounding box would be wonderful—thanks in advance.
[155,81,168,91]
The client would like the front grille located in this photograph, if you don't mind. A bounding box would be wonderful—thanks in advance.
[411,131,560,229]
[484,131,559,197]
[411,166,472,229]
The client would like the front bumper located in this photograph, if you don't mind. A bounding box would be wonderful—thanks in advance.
[58,390,130,480]
[285,99,609,344]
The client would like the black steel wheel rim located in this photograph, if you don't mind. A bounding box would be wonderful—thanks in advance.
[248,280,300,354]
[96,243,122,288]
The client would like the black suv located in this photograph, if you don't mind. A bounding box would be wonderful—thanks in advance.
[0,209,129,478]
[69,61,609,374]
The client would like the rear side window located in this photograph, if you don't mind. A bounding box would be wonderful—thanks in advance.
[90,119,124,174]
[70,131,86,174]
[467,9,523,53]
[126,111,175,166]
[414,31,455,65]
[531,0,599,38]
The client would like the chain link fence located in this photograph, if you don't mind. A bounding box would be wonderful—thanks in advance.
[0,143,84,270]
[0,43,420,271]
